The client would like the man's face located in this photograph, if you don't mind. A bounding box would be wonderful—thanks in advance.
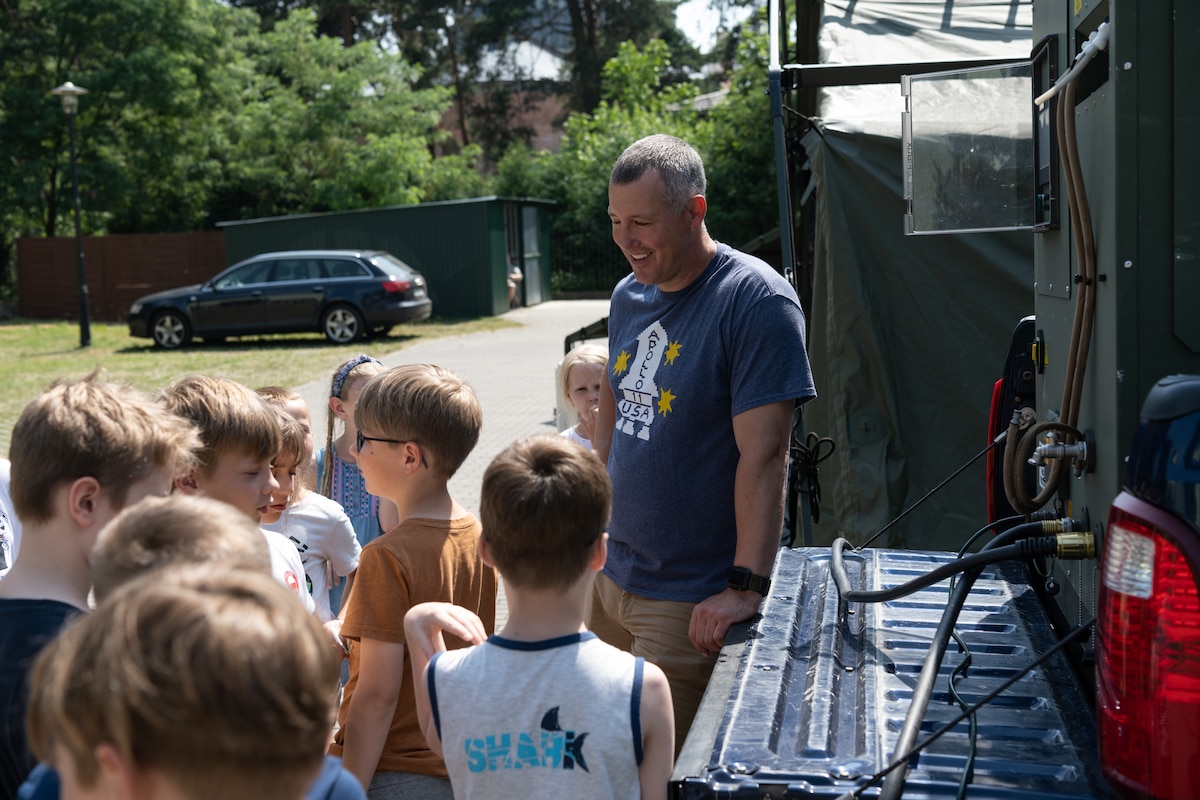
[192,452,278,521]
[608,170,705,292]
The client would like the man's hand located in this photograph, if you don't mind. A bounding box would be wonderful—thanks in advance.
[688,587,763,656]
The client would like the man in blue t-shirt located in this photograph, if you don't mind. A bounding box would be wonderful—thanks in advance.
[591,134,817,746]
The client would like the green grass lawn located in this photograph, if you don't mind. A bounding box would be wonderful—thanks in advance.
[0,316,517,454]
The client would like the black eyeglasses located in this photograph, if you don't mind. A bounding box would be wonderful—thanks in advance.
[356,430,428,468]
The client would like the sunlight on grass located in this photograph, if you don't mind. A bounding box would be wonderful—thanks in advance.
[0,317,518,453]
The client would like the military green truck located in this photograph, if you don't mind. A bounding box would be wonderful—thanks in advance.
[672,2,1200,798]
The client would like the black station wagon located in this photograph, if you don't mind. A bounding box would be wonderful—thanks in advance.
[128,249,432,349]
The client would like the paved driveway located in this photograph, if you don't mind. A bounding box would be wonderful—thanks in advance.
[295,299,611,519]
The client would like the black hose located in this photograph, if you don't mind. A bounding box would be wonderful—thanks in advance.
[830,521,1053,604]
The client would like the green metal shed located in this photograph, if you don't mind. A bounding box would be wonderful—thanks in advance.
[216,196,555,319]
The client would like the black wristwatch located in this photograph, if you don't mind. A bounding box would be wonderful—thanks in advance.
[727,566,771,597]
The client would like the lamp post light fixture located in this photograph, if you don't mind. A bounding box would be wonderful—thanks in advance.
[50,80,91,347]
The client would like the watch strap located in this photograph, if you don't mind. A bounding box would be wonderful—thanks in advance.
[728,566,771,597]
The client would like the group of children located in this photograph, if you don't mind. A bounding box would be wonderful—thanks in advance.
[0,340,670,800]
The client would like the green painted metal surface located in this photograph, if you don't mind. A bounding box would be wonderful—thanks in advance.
[217,197,554,319]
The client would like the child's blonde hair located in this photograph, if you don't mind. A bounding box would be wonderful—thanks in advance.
[158,375,280,476]
[319,355,384,497]
[27,565,339,800]
[356,364,482,479]
[481,435,611,591]
[271,407,310,503]
[560,342,609,397]
[90,494,271,604]
[257,385,315,492]
[9,373,200,524]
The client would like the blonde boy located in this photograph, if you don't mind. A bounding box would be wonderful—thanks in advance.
[91,493,271,603]
[158,374,314,612]
[405,435,674,800]
[26,565,340,800]
[0,375,200,798]
[331,364,497,798]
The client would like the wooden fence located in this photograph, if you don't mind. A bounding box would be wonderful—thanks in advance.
[16,231,226,323]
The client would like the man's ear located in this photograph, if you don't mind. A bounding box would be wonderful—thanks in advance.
[65,477,103,528]
[687,194,707,229]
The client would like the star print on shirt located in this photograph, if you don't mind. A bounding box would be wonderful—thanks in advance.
[665,341,682,364]
[613,349,630,375]
[657,388,676,415]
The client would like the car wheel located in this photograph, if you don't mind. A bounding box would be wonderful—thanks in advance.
[322,304,365,344]
[151,310,193,349]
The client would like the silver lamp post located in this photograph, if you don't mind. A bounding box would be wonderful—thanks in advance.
[50,81,91,347]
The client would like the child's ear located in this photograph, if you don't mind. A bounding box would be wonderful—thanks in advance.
[65,477,102,528]
[329,395,348,419]
[93,742,145,798]
[174,470,200,496]
[477,535,497,569]
[588,532,608,571]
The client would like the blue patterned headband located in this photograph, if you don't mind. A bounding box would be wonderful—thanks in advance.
[331,354,382,398]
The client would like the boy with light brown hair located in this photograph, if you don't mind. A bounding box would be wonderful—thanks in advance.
[158,374,313,612]
[26,565,341,800]
[405,435,674,800]
[0,375,200,798]
[330,364,497,798]
[90,493,271,604]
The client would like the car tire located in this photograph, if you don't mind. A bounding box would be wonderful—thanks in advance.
[322,304,365,344]
[151,310,193,349]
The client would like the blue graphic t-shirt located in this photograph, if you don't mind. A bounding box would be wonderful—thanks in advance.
[605,244,816,602]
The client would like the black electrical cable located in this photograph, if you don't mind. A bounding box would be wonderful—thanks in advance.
[830,529,1058,604]
[790,430,835,525]
[857,438,1000,550]
[835,616,1096,800]
[948,626,977,800]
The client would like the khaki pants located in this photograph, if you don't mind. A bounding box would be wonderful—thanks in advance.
[587,572,716,750]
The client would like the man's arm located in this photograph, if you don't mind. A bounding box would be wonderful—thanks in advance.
[403,602,488,757]
[638,661,675,800]
[339,637,405,790]
[687,399,793,655]
[594,370,617,465]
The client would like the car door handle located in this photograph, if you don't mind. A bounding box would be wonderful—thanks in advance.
[251,290,263,297]
[311,286,324,292]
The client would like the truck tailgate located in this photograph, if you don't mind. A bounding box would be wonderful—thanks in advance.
[672,547,1110,799]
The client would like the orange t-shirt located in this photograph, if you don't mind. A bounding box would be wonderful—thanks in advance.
[330,514,497,776]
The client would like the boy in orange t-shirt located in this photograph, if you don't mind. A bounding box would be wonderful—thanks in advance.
[329,364,496,799]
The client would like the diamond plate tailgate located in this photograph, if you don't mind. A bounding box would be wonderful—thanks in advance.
[671,547,1111,799]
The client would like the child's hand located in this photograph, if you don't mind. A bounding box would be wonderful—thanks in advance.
[404,602,487,660]
[322,618,348,661]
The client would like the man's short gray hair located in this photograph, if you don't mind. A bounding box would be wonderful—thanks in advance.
[610,134,706,215]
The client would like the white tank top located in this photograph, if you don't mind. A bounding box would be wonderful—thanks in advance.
[429,632,645,800]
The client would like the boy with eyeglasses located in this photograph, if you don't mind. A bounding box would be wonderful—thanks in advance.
[329,364,497,800]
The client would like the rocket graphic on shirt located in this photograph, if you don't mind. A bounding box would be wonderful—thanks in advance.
[613,320,681,442]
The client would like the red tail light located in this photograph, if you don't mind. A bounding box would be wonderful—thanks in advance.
[382,280,411,293]
[987,377,1004,522]
[1097,495,1200,798]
